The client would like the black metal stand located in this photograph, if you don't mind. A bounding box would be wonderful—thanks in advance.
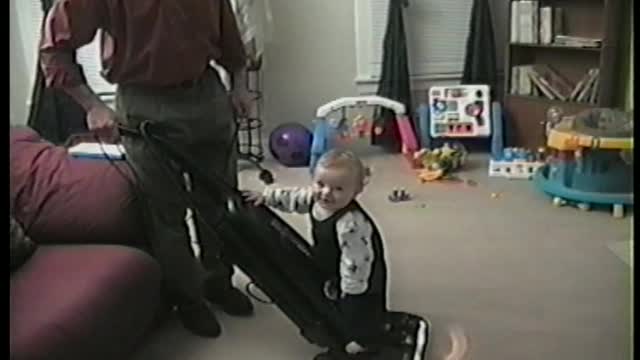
[236,61,265,164]
[235,58,274,184]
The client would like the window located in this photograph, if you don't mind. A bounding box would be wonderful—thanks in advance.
[18,1,115,104]
[354,0,474,84]
[13,0,45,106]
[76,32,117,101]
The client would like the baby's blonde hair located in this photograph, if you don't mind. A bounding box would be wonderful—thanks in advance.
[315,149,371,191]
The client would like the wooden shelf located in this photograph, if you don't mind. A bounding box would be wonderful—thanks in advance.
[505,94,598,107]
[503,0,623,148]
[509,43,602,52]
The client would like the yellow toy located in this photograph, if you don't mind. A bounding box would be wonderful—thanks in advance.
[415,142,467,182]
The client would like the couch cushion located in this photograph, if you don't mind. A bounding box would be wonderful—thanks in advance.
[9,127,145,246]
[10,216,37,272]
[10,245,163,360]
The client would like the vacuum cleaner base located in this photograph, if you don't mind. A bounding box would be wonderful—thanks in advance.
[379,312,431,360]
[312,312,431,360]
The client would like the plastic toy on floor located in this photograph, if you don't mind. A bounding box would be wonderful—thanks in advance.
[388,188,411,202]
[269,123,313,167]
[533,108,633,218]
[351,114,373,139]
[484,100,544,180]
[310,96,420,174]
[488,147,546,180]
[415,142,467,182]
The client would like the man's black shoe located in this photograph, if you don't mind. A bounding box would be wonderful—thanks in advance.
[176,299,222,337]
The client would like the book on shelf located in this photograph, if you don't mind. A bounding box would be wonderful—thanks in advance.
[531,1,539,44]
[517,1,532,43]
[510,1,521,43]
[539,7,553,44]
[569,70,591,100]
[519,65,534,95]
[554,35,602,48]
[576,69,600,103]
[570,69,599,102]
[527,70,557,100]
[510,66,520,94]
[532,64,574,100]
[553,7,564,38]
[511,65,545,97]
[588,75,600,104]
[532,85,541,97]
[516,1,539,44]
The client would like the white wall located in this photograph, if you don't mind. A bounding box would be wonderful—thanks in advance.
[260,0,508,133]
[260,0,358,133]
[10,0,42,126]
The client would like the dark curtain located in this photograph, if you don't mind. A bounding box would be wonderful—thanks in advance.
[371,0,412,153]
[461,0,498,95]
[27,0,87,145]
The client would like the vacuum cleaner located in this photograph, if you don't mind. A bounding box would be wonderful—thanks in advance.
[117,121,431,360]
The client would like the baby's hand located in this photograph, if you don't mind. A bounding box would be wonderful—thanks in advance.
[311,187,323,200]
[242,191,265,206]
[345,341,366,354]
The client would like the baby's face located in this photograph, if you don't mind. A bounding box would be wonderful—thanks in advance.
[312,166,361,212]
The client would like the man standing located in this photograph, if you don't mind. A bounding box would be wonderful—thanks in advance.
[40,0,254,337]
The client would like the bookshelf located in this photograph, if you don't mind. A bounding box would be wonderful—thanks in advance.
[503,0,624,149]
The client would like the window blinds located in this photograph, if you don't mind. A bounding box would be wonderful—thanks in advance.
[75,32,117,98]
[20,1,115,101]
[355,0,474,82]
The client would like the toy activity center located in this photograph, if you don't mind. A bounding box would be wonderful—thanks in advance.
[427,85,491,138]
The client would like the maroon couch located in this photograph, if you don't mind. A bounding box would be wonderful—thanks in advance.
[10,127,166,360]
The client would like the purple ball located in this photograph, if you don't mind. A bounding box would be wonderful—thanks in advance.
[269,123,313,167]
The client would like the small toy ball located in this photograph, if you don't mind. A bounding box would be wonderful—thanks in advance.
[374,126,384,135]
[268,123,313,167]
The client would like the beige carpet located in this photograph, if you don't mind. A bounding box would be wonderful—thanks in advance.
[131,153,632,360]
[607,241,633,268]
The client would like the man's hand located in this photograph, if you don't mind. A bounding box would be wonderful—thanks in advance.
[63,84,119,142]
[230,87,253,118]
[86,103,119,142]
